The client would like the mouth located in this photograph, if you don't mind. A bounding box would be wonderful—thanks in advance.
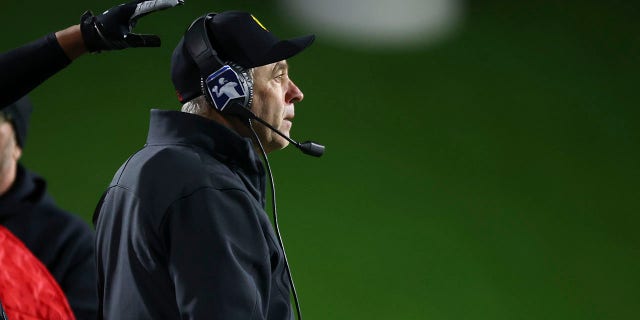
[282,119,293,130]
[284,112,295,124]
[283,108,295,130]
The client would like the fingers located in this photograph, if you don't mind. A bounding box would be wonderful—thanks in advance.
[84,0,182,52]
[131,0,184,20]
[124,33,161,47]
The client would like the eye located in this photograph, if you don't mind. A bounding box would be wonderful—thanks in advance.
[274,71,289,81]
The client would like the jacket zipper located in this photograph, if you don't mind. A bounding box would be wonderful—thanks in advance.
[0,299,7,320]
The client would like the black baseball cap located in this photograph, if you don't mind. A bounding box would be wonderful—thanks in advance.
[171,11,315,103]
[1,96,32,148]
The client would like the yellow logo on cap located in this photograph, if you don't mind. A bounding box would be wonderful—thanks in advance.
[251,14,268,31]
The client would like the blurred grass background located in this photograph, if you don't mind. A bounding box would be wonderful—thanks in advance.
[2,0,639,318]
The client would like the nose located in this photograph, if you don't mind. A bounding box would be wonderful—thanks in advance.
[285,79,304,104]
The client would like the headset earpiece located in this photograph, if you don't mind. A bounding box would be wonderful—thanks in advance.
[184,13,254,115]
[200,62,253,113]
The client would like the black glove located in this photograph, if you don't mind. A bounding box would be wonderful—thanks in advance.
[80,0,184,52]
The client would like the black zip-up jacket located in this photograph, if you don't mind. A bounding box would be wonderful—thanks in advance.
[94,110,292,319]
[0,164,98,319]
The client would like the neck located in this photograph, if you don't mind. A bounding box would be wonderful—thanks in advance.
[190,106,255,143]
[183,103,269,155]
[0,161,17,196]
[225,116,272,156]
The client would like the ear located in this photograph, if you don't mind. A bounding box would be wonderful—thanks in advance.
[13,144,22,161]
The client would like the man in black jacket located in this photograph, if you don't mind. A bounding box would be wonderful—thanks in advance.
[94,11,316,319]
[0,96,96,318]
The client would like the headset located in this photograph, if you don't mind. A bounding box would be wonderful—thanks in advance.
[183,13,324,157]
[181,13,325,320]
[183,14,254,116]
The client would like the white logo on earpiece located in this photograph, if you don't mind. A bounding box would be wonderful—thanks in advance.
[205,65,247,111]
[211,77,241,99]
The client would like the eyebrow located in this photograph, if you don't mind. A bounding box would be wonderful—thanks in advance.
[272,60,289,74]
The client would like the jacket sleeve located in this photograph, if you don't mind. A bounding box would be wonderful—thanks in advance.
[0,33,71,108]
[163,187,271,320]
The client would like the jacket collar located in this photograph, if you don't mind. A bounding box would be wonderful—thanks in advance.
[0,164,49,217]
[145,109,263,175]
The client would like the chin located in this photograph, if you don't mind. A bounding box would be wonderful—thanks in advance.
[280,140,291,149]
[270,137,290,152]
[275,139,290,151]
[260,135,289,154]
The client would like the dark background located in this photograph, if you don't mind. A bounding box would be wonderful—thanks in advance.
[2,0,639,318]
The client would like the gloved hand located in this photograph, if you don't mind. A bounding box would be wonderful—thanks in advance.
[80,0,184,52]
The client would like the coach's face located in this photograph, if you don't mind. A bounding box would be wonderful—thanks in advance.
[250,60,304,153]
[0,117,22,195]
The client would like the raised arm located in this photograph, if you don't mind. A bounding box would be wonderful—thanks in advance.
[1,0,183,108]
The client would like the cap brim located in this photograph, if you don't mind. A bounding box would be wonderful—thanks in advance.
[251,34,315,68]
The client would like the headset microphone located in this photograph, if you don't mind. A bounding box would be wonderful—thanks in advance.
[225,103,325,157]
